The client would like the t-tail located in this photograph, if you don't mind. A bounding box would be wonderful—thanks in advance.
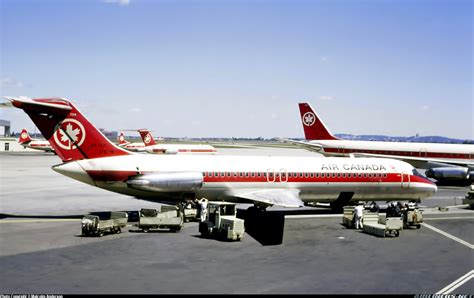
[6,97,131,162]
[118,132,129,145]
[137,129,157,146]
[18,128,32,144]
[298,102,339,140]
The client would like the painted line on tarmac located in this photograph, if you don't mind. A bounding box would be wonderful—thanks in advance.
[436,270,474,294]
[422,223,473,249]
[424,216,474,221]
[0,219,80,224]
[286,214,342,219]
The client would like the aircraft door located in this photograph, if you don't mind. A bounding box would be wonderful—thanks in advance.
[419,149,427,157]
[279,169,288,183]
[338,146,345,155]
[470,152,474,159]
[401,172,410,188]
[267,169,276,183]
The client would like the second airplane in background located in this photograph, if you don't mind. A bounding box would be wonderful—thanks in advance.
[118,129,217,154]
[18,128,54,152]
[137,129,217,155]
[287,102,474,186]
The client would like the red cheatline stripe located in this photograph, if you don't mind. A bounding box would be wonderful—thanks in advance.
[85,170,433,185]
[324,147,471,160]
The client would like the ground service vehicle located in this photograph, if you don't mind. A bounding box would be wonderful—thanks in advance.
[138,206,184,232]
[199,202,245,241]
[463,185,474,209]
[403,204,423,229]
[81,212,128,237]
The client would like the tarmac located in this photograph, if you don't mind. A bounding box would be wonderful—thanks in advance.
[0,148,472,294]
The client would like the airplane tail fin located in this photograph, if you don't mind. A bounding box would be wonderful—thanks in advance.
[7,97,131,162]
[137,129,157,146]
[298,102,338,140]
[118,132,129,145]
[18,128,32,144]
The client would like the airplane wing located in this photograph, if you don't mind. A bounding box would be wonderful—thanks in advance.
[0,101,13,108]
[280,138,325,153]
[226,188,304,208]
[351,152,474,169]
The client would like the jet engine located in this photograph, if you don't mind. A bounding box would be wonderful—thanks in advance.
[425,167,471,181]
[127,171,203,192]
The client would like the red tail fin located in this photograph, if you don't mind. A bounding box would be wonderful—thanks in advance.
[298,102,338,140]
[118,132,129,145]
[137,129,156,146]
[9,97,131,162]
[18,128,32,144]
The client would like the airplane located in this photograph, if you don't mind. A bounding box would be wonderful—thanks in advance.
[117,132,146,152]
[17,128,54,152]
[288,102,474,186]
[6,96,437,210]
[137,129,217,154]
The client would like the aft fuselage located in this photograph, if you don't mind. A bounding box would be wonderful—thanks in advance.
[53,154,437,204]
[311,140,474,168]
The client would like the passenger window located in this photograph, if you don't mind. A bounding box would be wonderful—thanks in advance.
[332,173,336,178]
[337,173,341,178]
[239,172,243,177]
[305,173,309,178]
[233,172,237,177]
[342,173,346,178]
[215,172,219,177]
[227,172,231,177]
[316,173,320,178]
[257,172,261,177]
[263,173,267,178]
[358,173,362,178]
[363,173,367,178]
[310,173,314,178]
[209,172,213,177]
[299,173,303,178]
[245,172,249,177]
[221,172,225,177]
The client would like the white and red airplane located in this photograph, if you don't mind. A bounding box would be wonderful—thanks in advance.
[17,128,54,152]
[137,129,217,155]
[6,97,437,209]
[288,102,474,185]
[117,132,146,152]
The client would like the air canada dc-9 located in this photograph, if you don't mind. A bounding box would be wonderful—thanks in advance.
[6,97,437,209]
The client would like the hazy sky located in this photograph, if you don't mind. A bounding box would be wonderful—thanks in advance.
[1,0,472,139]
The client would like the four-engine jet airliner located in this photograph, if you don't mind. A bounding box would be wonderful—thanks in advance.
[17,128,54,152]
[288,102,474,185]
[137,129,217,154]
[6,97,437,209]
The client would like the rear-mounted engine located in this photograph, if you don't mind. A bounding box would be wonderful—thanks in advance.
[126,171,203,192]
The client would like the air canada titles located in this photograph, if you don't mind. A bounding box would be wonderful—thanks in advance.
[321,163,388,171]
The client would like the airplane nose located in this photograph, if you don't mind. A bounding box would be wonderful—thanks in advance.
[52,162,95,186]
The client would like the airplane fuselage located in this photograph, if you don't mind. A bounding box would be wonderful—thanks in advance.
[310,140,474,169]
[53,154,437,204]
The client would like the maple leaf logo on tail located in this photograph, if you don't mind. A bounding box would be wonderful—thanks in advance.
[302,112,316,126]
[53,119,86,150]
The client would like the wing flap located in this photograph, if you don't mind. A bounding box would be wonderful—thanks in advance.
[229,188,303,208]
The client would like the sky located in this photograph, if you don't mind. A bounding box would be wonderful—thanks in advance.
[0,0,472,140]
